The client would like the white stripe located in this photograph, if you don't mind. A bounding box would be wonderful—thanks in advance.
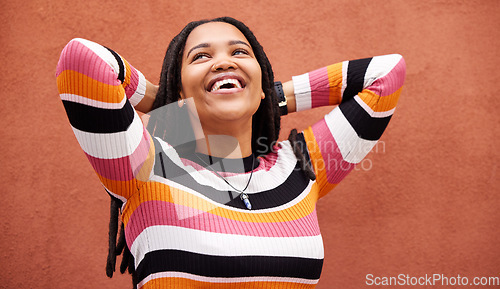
[74,38,121,75]
[72,110,144,159]
[324,107,377,164]
[131,225,324,267]
[60,93,127,109]
[155,138,298,193]
[149,173,315,216]
[354,95,396,118]
[341,60,348,99]
[292,73,312,111]
[364,54,403,88]
[138,271,318,288]
[129,70,146,106]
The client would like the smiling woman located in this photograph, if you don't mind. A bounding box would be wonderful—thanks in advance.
[56,16,406,289]
[179,22,265,154]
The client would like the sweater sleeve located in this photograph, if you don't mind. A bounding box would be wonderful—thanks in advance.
[294,55,406,198]
[56,38,155,202]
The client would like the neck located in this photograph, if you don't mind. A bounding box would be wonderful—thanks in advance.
[195,132,252,159]
[194,123,253,159]
[186,106,253,159]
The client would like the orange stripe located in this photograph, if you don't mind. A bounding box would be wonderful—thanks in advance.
[123,58,132,87]
[122,179,319,225]
[358,86,402,112]
[327,62,343,105]
[57,70,124,103]
[303,127,337,199]
[98,176,138,200]
[141,276,318,289]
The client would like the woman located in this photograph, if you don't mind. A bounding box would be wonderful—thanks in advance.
[56,17,405,289]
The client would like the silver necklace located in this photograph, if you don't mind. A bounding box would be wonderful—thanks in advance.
[195,153,254,210]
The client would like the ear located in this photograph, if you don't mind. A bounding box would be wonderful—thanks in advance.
[178,90,185,108]
[260,90,265,100]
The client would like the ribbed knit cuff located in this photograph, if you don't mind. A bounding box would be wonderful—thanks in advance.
[128,69,147,107]
[292,73,312,112]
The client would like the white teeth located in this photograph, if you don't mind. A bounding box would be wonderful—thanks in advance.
[210,78,242,92]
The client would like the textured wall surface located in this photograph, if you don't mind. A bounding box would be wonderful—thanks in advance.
[1,0,499,288]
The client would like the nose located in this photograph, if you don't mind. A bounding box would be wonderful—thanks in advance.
[211,56,237,71]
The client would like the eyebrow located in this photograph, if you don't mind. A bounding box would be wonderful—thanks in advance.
[186,40,251,58]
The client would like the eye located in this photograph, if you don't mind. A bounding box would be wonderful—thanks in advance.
[192,53,210,62]
[233,48,249,56]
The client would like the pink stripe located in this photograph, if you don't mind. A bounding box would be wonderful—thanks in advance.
[367,57,406,97]
[86,128,151,181]
[56,39,119,86]
[124,63,139,99]
[125,201,321,245]
[258,145,280,171]
[129,128,152,175]
[87,153,133,181]
[311,119,355,184]
[309,67,330,108]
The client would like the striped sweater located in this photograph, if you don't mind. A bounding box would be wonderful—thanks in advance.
[56,38,405,288]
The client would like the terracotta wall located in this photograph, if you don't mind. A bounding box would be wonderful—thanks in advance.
[1,0,498,288]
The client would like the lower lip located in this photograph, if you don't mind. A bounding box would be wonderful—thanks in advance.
[209,87,244,95]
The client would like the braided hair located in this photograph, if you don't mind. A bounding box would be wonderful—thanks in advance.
[105,16,315,288]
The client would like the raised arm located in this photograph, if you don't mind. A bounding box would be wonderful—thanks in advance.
[284,55,406,197]
[56,38,156,202]
[135,80,158,113]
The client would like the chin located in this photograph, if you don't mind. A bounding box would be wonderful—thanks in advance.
[209,101,258,121]
[216,109,249,121]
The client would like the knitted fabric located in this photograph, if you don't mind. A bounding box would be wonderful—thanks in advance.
[56,38,405,288]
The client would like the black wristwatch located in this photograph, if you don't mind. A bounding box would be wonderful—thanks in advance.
[274,81,288,116]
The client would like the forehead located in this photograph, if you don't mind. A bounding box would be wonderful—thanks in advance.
[184,22,250,52]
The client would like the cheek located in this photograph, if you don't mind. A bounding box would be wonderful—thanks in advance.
[180,68,191,88]
[251,64,264,91]
[179,67,187,94]
[182,66,207,93]
[180,70,197,97]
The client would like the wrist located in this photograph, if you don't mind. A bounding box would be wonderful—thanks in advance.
[282,80,296,113]
[274,81,288,116]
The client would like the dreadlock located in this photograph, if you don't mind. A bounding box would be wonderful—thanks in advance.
[105,16,315,288]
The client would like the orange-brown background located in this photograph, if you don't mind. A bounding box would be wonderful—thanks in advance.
[1,0,499,288]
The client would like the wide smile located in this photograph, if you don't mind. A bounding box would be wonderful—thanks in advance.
[207,73,246,94]
[211,78,242,92]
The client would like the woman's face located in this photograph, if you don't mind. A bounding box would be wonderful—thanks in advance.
[180,22,265,133]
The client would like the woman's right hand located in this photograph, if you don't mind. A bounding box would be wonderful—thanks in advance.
[135,80,158,113]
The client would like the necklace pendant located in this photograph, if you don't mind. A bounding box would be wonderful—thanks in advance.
[240,193,252,210]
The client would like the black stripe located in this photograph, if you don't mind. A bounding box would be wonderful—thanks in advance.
[343,57,372,100]
[62,100,134,133]
[104,46,125,83]
[224,166,309,209]
[339,99,392,141]
[158,152,167,178]
[136,249,323,281]
[152,138,310,210]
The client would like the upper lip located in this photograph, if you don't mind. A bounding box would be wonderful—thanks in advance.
[206,72,246,92]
